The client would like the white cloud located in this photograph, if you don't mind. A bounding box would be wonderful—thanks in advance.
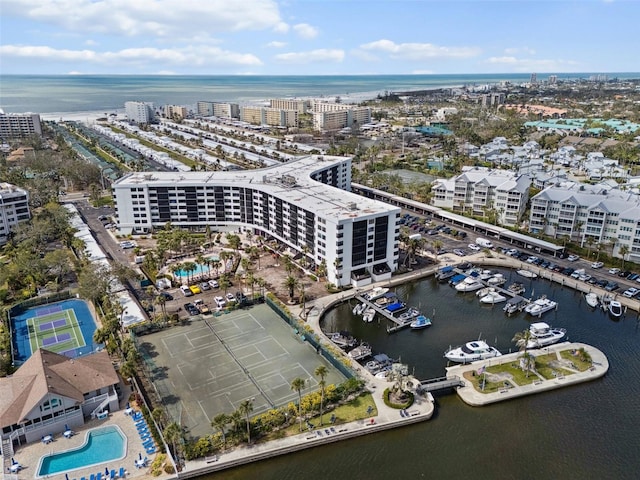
[293,23,318,39]
[266,41,287,48]
[486,56,580,72]
[412,69,435,75]
[274,49,344,64]
[360,39,481,60]
[2,0,285,39]
[0,44,263,67]
[85,39,98,46]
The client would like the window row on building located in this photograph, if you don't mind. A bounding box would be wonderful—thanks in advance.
[0,183,31,245]
[0,112,42,138]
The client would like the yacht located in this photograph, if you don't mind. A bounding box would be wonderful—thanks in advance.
[524,296,558,317]
[455,277,485,292]
[479,290,507,304]
[436,266,456,281]
[526,322,567,349]
[585,292,599,308]
[503,296,527,315]
[348,342,372,360]
[608,300,623,318]
[444,340,502,364]
[517,269,538,279]
[410,315,432,329]
[364,287,389,301]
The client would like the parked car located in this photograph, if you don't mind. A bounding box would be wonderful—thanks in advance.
[208,279,219,289]
[214,296,227,309]
[189,284,201,294]
[453,249,466,257]
[200,282,211,291]
[608,268,621,275]
[623,287,639,298]
[596,279,608,288]
[605,282,619,292]
[567,254,580,262]
[225,292,236,303]
[591,261,604,269]
[120,241,135,249]
[468,244,481,252]
[159,292,173,301]
[183,303,199,316]
[194,299,210,314]
[180,285,193,297]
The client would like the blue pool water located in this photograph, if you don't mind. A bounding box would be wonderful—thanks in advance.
[173,255,219,278]
[37,426,127,476]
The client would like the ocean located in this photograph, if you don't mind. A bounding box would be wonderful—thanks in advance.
[2,73,639,117]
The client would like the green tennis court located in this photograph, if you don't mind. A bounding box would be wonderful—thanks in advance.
[26,307,86,355]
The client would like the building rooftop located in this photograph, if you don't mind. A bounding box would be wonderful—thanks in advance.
[114,155,399,222]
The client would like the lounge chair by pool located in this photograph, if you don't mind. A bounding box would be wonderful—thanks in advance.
[97,472,102,480]
[118,467,126,478]
[90,474,95,480]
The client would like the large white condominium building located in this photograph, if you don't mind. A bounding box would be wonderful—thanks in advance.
[163,105,188,120]
[530,182,640,262]
[269,99,311,113]
[0,183,31,245]
[124,101,155,124]
[312,105,372,132]
[112,155,400,287]
[196,101,240,119]
[431,167,530,227]
[240,106,299,128]
[0,111,42,138]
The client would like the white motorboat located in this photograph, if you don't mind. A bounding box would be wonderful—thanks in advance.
[517,269,538,279]
[585,292,599,308]
[479,270,494,281]
[507,282,526,295]
[455,277,485,292]
[503,296,528,314]
[526,322,567,349]
[348,342,372,360]
[329,332,358,349]
[609,300,623,318]
[524,296,558,317]
[487,273,506,286]
[396,307,420,322]
[479,290,507,304]
[410,315,432,329]
[475,286,492,298]
[352,302,366,315]
[362,308,376,323]
[444,340,502,364]
[364,287,389,301]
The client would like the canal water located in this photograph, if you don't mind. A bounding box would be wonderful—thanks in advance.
[207,268,640,479]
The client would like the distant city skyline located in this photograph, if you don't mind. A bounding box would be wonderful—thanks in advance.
[1,0,639,76]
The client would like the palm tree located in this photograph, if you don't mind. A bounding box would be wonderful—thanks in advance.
[211,413,230,450]
[228,410,243,436]
[163,422,183,458]
[284,275,298,304]
[291,377,306,432]
[314,366,328,425]
[512,328,532,353]
[238,399,254,443]
[619,244,630,269]
[151,407,166,431]
[183,261,197,284]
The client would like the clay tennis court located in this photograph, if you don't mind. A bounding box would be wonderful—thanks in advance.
[135,303,346,438]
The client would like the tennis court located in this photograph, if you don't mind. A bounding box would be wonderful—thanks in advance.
[11,299,100,362]
[135,303,346,439]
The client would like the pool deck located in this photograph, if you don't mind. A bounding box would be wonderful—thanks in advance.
[10,413,172,480]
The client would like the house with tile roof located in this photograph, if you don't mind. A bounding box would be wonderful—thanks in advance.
[0,349,120,453]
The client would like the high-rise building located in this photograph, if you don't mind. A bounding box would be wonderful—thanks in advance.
[530,73,537,84]
[196,101,240,119]
[124,102,155,124]
[269,99,310,113]
[548,75,558,85]
[0,182,31,245]
[0,111,42,138]
[163,105,188,120]
[240,107,299,127]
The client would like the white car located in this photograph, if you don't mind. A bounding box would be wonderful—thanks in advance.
[567,254,580,262]
[609,268,621,275]
[208,279,219,289]
[591,262,604,269]
[214,296,226,308]
[526,256,539,264]
[468,244,481,251]
[623,287,639,298]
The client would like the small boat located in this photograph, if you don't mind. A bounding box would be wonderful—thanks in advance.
[385,301,406,313]
[487,273,506,286]
[444,340,502,364]
[410,315,432,329]
[524,296,558,317]
[436,266,456,281]
[585,292,599,308]
[479,270,494,281]
[517,269,538,279]
[352,302,366,315]
[479,290,507,304]
[455,277,485,292]
[525,322,567,349]
[329,332,358,349]
[396,307,420,322]
[362,308,376,323]
[609,300,623,318]
[348,342,372,360]
[448,273,467,286]
[503,295,527,314]
[364,286,389,301]
[475,287,492,298]
[507,282,525,295]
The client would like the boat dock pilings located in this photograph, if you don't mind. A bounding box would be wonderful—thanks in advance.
[355,294,414,333]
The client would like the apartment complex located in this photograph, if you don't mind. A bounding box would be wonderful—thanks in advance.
[124,101,155,124]
[0,182,31,245]
[240,106,299,128]
[0,111,42,138]
[431,167,530,227]
[529,182,640,262]
[163,105,188,120]
[196,101,240,119]
[112,155,400,287]
[269,99,310,113]
[311,102,372,131]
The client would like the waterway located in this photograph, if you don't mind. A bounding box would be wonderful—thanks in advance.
[209,267,640,479]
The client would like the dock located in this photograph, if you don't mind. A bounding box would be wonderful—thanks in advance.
[355,294,415,333]
[419,375,464,393]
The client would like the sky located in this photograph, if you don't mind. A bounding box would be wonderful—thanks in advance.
[1,0,639,76]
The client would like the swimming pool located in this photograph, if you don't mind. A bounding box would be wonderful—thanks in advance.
[37,426,127,477]
[173,255,220,278]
